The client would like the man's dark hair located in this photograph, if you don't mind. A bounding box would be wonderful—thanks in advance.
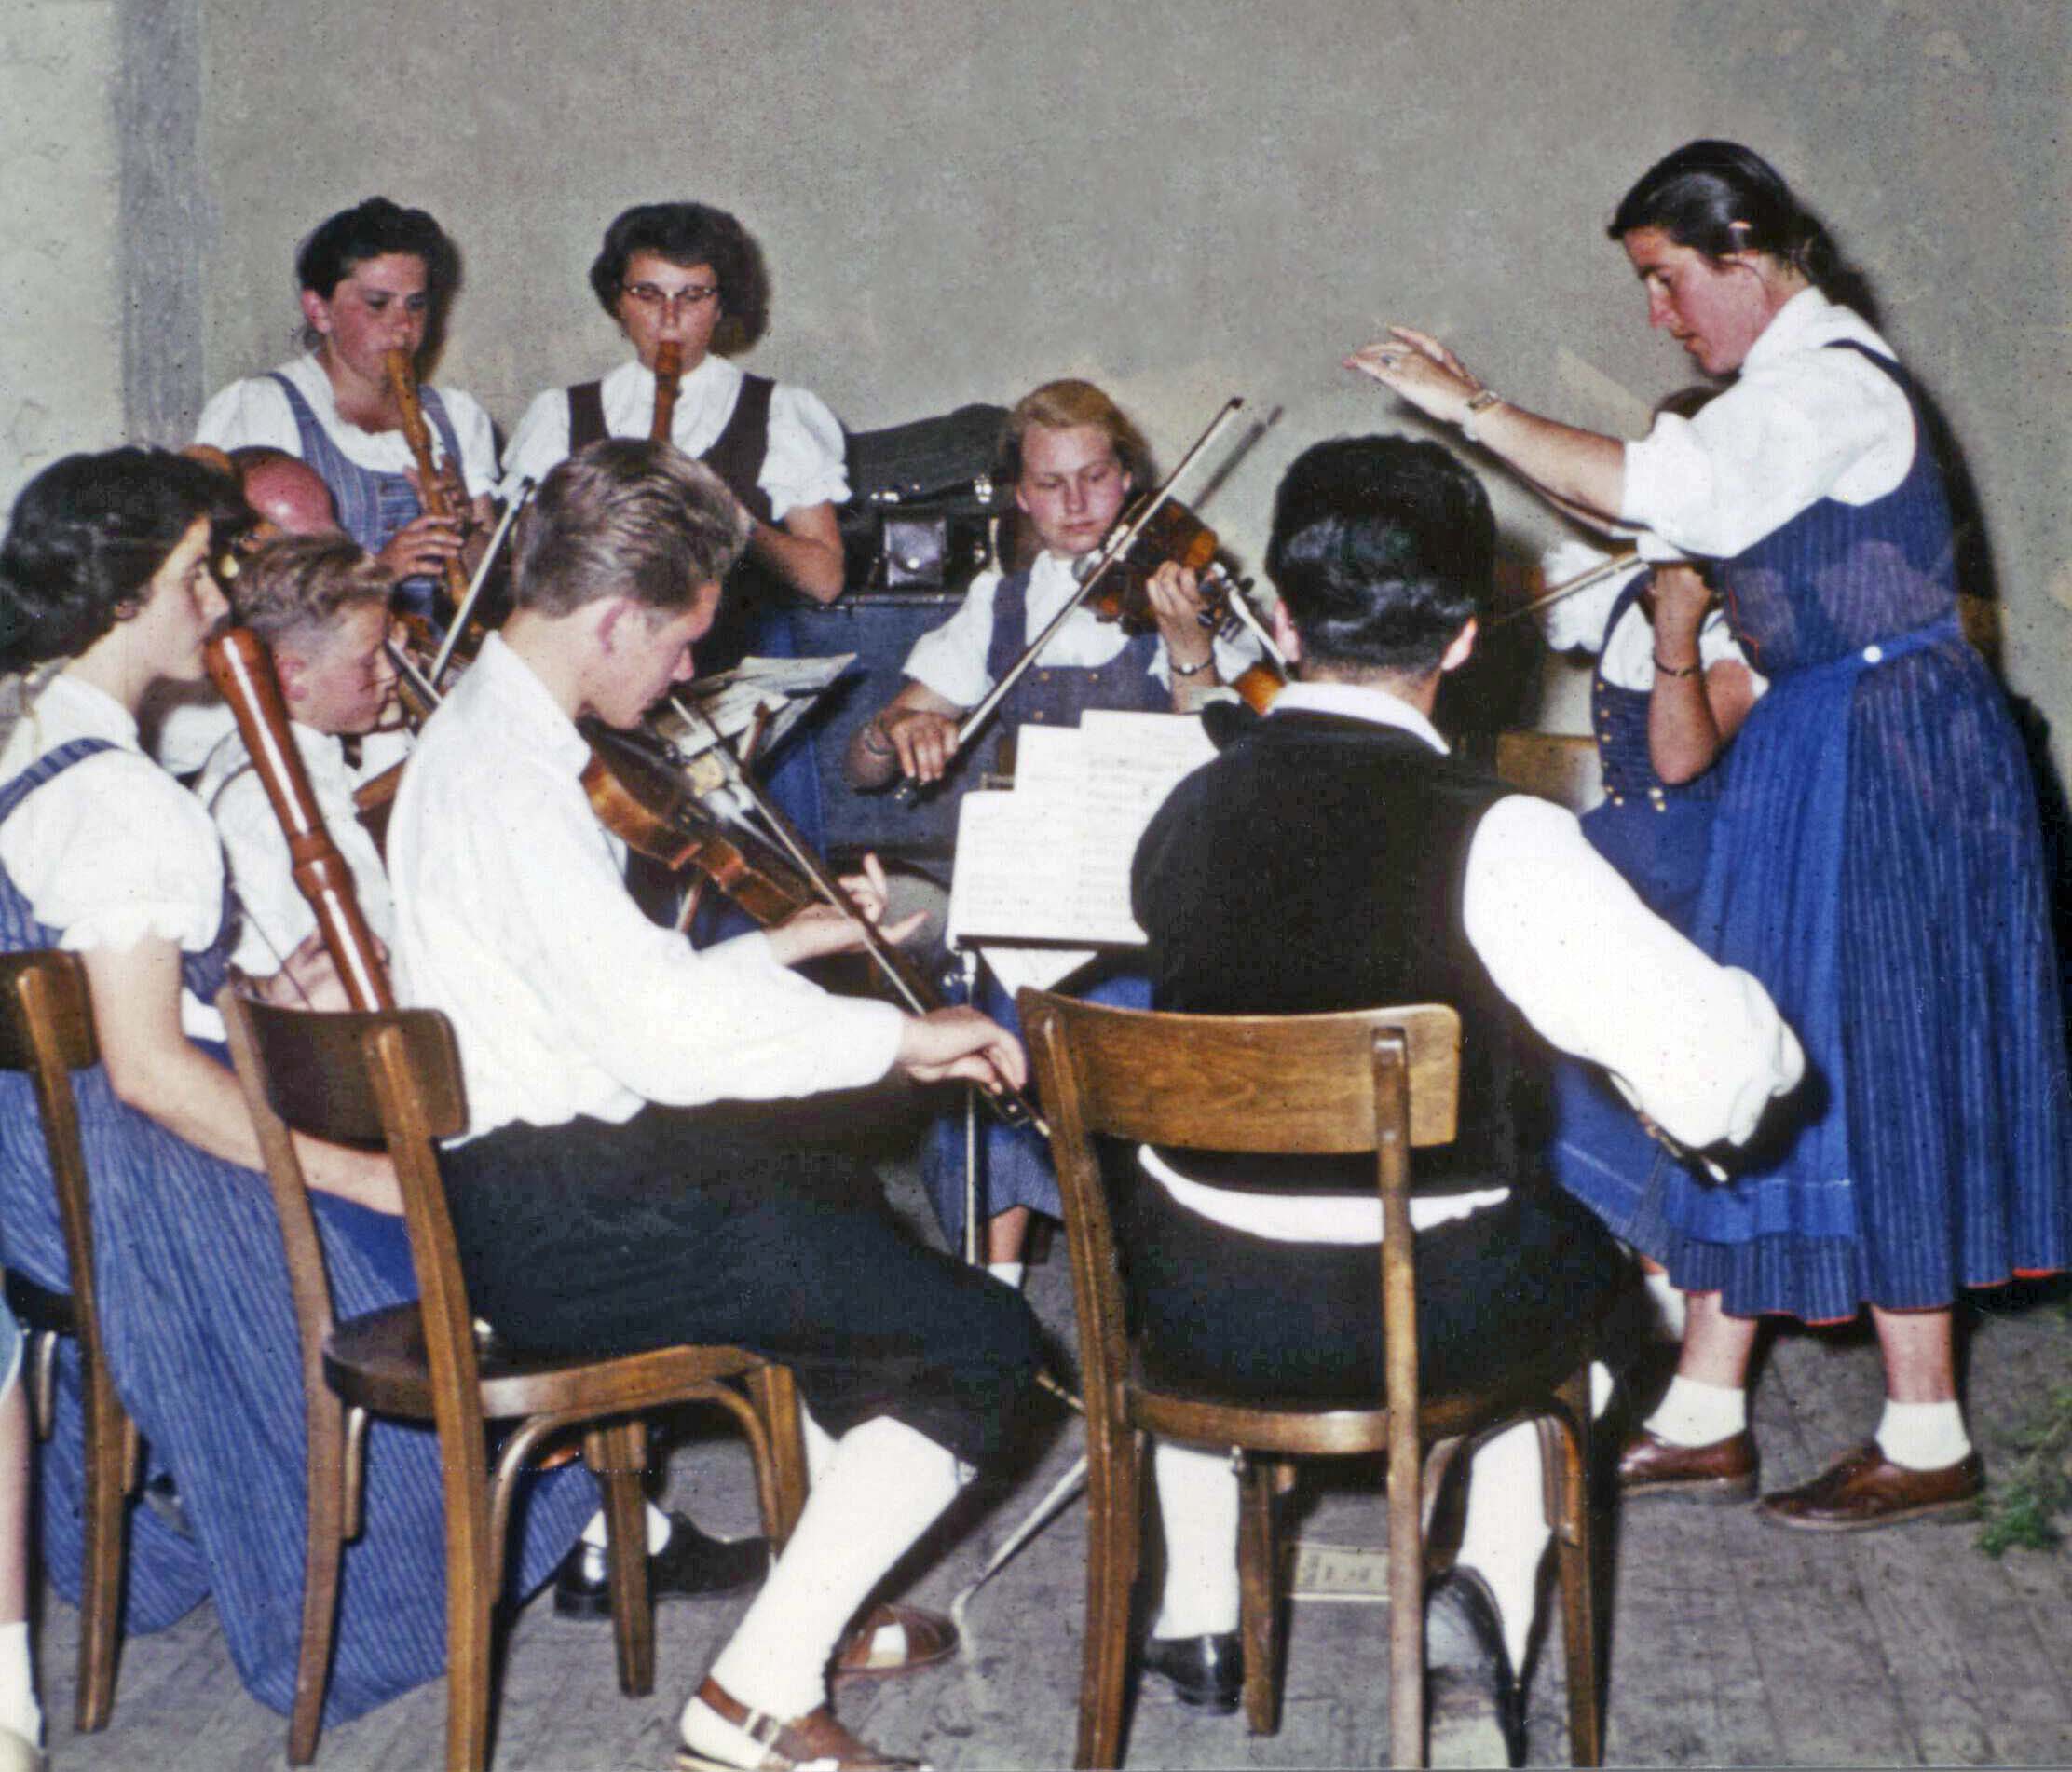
[1264,435,1493,677]
[294,197,457,301]
[513,439,747,617]
[587,202,768,343]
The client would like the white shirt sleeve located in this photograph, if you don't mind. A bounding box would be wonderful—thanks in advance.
[487,772,906,1111]
[0,750,226,958]
[207,766,312,975]
[440,388,501,499]
[1462,794,1804,1147]
[901,572,1004,709]
[761,384,850,521]
[194,376,301,454]
[1620,348,1915,559]
[500,388,571,498]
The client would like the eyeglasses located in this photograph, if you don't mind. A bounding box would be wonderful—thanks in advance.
[620,281,721,315]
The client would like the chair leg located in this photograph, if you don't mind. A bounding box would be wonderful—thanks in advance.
[443,1472,498,1772]
[74,1356,130,1734]
[1075,1426,1141,1771]
[286,1393,351,1765]
[1387,1429,1426,1769]
[586,1423,655,1698]
[1552,1368,1602,1766]
[743,1363,808,1547]
[1237,1456,1287,1737]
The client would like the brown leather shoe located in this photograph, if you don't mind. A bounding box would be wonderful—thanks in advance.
[831,1602,959,1680]
[1756,1442,1984,1533]
[1616,1426,1758,1498]
[677,1676,925,1771]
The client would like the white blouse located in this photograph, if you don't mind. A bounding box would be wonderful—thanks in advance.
[1619,288,1916,560]
[388,634,905,1139]
[499,355,849,520]
[195,354,501,499]
[0,673,230,1041]
[903,552,1261,710]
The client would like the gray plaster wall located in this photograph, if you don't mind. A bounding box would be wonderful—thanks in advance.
[0,0,126,510]
[187,0,2068,761]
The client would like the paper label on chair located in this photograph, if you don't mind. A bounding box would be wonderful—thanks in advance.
[1289,1541,1392,1602]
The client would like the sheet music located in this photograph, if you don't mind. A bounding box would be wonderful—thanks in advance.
[947,711,1215,952]
[652,653,854,760]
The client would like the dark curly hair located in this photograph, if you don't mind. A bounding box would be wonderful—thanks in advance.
[1265,435,1493,677]
[587,203,769,347]
[0,449,246,673]
[295,197,457,300]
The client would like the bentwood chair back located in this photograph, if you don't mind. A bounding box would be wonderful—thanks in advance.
[0,949,139,1734]
[1493,729,1603,813]
[220,989,809,1772]
[1021,991,1602,1769]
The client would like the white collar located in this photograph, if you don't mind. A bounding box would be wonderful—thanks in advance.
[610,352,741,402]
[463,632,591,772]
[1269,679,1450,755]
[1743,285,1894,375]
[44,670,141,749]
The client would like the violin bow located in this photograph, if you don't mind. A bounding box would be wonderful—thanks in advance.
[1487,548,1643,630]
[667,695,1051,1138]
[897,395,1247,803]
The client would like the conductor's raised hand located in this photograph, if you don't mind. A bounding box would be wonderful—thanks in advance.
[1346,325,1485,427]
[897,1005,1030,1093]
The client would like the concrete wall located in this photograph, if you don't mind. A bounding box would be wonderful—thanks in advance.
[0,0,126,510]
[14,3,2067,757]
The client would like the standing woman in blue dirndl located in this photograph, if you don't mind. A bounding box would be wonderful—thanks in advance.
[1352,139,2070,1531]
[0,450,593,1723]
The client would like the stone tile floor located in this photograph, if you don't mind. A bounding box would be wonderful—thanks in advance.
[28,1162,2072,1769]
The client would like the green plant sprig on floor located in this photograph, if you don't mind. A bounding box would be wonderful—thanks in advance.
[1975,1384,2072,1557]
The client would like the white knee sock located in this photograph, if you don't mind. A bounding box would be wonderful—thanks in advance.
[686,1416,962,1749]
[1875,1398,1971,1470]
[0,1621,39,1748]
[1453,1422,1549,1673]
[1644,1374,1747,1448]
[1151,1441,1241,1639]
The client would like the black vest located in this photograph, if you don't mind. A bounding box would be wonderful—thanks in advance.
[1131,708,1551,1197]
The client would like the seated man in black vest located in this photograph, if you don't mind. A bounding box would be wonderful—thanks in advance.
[1126,435,1805,1762]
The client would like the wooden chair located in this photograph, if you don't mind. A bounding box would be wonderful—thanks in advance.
[0,950,139,1735]
[1493,730,1603,813]
[219,989,810,1772]
[1020,992,1602,1770]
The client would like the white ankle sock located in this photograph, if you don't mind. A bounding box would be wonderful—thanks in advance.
[579,1498,674,1555]
[0,1622,40,1748]
[1454,1422,1549,1672]
[1875,1398,1971,1470]
[1644,1375,1746,1448]
[689,1416,961,1737]
[1151,1441,1241,1639]
[987,1260,1027,1291]
[1643,1270,1689,1341]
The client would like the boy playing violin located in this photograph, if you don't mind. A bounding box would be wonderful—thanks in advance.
[388,437,1039,1772]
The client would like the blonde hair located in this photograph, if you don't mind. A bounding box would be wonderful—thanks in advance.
[1001,379,1151,488]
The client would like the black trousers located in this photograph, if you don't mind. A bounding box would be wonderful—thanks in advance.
[440,1107,1041,1467]
[1117,1160,1625,1405]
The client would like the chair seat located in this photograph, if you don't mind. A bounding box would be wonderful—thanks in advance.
[3,1268,76,1336]
[325,1303,767,1422]
[1130,1329,1593,1456]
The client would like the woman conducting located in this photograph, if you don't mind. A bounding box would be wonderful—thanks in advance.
[0,450,592,1721]
[502,202,850,850]
[1352,139,2068,1529]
